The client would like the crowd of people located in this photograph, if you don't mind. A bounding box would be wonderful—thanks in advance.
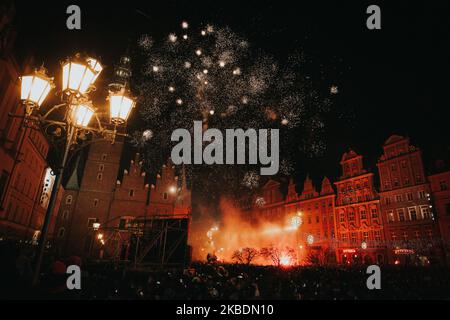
[1,240,450,300]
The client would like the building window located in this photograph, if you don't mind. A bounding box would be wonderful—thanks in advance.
[387,210,395,223]
[102,154,107,161]
[420,206,431,219]
[397,208,406,222]
[0,170,10,200]
[341,233,348,242]
[415,231,420,239]
[418,191,426,199]
[57,228,65,238]
[363,232,369,242]
[97,173,103,181]
[119,218,130,230]
[62,210,69,220]
[348,211,355,222]
[93,199,99,207]
[396,195,403,203]
[408,207,417,221]
[440,181,448,191]
[374,231,381,242]
[129,189,135,197]
[404,178,410,186]
[66,195,73,205]
[446,203,450,216]
[99,164,104,172]
[371,208,378,219]
[416,175,422,183]
[394,179,399,187]
[315,215,320,224]
[401,161,407,168]
[339,212,345,223]
[385,197,391,205]
[426,230,433,240]
[391,232,396,241]
[163,192,168,200]
[351,232,357,243]
[402,231,408,241]
[87,218,98,228]
[360,208,367,220]
[406,193,413,201]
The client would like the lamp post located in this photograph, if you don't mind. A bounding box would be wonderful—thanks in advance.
[18,53,135,286]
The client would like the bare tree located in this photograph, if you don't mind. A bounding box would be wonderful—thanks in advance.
[232,247,259,265]
[260,246,282,267]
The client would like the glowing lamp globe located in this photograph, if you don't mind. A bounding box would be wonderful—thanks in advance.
[93,222,101,231]
[69,102,95,127]
[20,67,54,110]
[109,90,135,124]
[62,55,102,96]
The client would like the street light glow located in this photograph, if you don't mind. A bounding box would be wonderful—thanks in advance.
[20,67,54,109]
[69,102,95,127]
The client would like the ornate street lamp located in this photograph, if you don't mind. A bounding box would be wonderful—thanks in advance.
[109,88,135,125]
[69,101,95,127]
[15,53,134,286]
[62,54,102,97]
[20,66,55,114]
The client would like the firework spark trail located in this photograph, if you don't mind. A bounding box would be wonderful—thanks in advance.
[134,21,334,196]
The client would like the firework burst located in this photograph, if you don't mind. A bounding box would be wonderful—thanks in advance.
[135,22,333,198]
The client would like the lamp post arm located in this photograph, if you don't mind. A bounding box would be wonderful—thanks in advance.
[32,124,76,286]
[41,103,67,120]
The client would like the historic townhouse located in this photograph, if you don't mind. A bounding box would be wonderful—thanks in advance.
[377,135,441,264]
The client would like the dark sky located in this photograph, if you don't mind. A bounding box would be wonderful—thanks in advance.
[10,0,450,185]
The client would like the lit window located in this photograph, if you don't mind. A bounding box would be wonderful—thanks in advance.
[387,210,395,223]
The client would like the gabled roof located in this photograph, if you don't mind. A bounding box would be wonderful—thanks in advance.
[384,134,406,146]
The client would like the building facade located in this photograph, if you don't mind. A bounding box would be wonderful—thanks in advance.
[334,150,385,265]
[0,6,59,243]
[377,135,440,265]
[429,170,450,264]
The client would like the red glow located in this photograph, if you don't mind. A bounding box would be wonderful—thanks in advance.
[190,199,301,266]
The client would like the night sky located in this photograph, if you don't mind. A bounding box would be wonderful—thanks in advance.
[10,0,450,186]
